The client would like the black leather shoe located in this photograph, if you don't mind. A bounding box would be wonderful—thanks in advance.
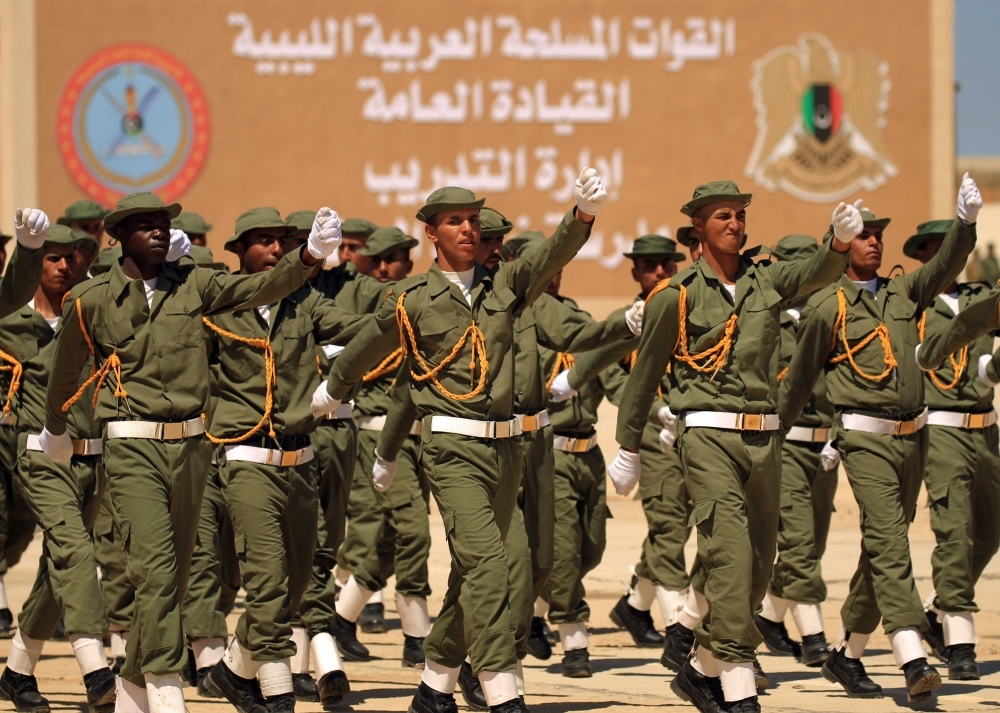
[753,614,800,657]
[541,619,557,646]
[457,661,488,711]
[0,609,13,638]
[83,668,117,713]
[800,633,830,667]
[661,623,695,672]
[726,697,761,713]
[180,648,197,687]
[560,648,591,678]
[197,667,222,698]
[902,657,941,704]
[292,673,318,702]
[488,697,528,713]
[752,658,769,693]
[204,660,269,713]
[921,610,947,662]
[526,618,552,661]
[609,595,664,647]
[358,602,387,634]
[317,670,350,710]
[820,647,883,698]
[332,614,370,661]
[669,660,725,713]
[110,657,126,676]
[0,668,51,713]
[265,693,295,713]
[403,635,426,668]
[946,643,979,680]
[408,681,459,713]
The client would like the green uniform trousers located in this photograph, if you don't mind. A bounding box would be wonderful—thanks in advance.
[351,430,431,598]
[678,428,780,663]
[94,485,135,631]
[506,499,532,660]
[105,435,212,688]
[924,424,1000,613]
[182,464,240,643]
[0,424,35,576]
[543,445,608,625]
[636,442,691,590]
[222,457,318,660]
[768,440,838,604]
[338,431,384,576]
[520,426,555,598]
[421,432,522,675]
[836,426,928,635]
[16,444,106,640]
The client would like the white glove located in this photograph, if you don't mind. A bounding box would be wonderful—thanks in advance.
[40,427,73,463]
[310,380,342,418]
[657,405,676,428]
[372,450,397,492]
[625,300,644,336]
[14,208,50,249]
[322,251,341,270]
[978,353,999,387]
[607,447,641,496]
[820,441,841,471]
[549,370,576,403]
[574,167,609,216]
[658,427,676,454]
[831,199,864,243]
[957,172,982,226]
[307,207,343,260]
[167,229,192,262]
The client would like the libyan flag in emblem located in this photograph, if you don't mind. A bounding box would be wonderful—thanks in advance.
[802,84,842,143]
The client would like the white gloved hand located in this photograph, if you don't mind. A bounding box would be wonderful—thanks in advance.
[322,250,341,270]
[307,208,343,260]
[820,441,841,471]
[625,300,644,336]
[657,405,676,428]
[14,208,51,249]
[607,447,641,496]
[372,450,397,492]
[978,353,999,387]
[957,172,983,226]
[658,427,676,454]
[40,427,73,463]
[167,229,192,262]
[549,370,576,403]
[574,167,609,216]
[831,199,864,243]
[310,380,342,419]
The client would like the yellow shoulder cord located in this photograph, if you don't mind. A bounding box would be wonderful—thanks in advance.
[62,299,128,412]
[827,286,898,381]
[917,311,967,389]
[672,285,738,378]
[776,366,789,383]
[363,347,404,382]
[201,318,276,444]
[395,291,488,401]
[0,348,22,417]
[545,352,575,394]
[315,354,323,378]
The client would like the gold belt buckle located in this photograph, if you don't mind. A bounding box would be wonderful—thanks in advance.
[740,413,763,431]
[575,438,591,453]
[894,418,915,436]
[521,414,537,432]
[493,421,509,439]
[159,421,186,440]
[813,428,829,442]
[279,449,300,467]
[72,439,85,456]
[964,413,985,429]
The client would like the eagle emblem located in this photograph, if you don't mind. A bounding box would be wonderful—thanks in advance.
[744,33,897,202]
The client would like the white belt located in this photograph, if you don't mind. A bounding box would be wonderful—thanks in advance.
[552,434,598,453]
[325,403,354,420]
[786,426,830,443]
[356,415,422,436]
[427,415,522,439]
[926,409,998,429]
[0,413,13,426]
[841,408,928,436]
[515,410,550,433]
[224,444,314,467]
[105,416,205,441]
[26,434,103,456]
[684,411,779,432]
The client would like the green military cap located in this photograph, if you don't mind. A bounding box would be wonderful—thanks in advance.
[90,246,122,274]
[415,187,485,223]
[859,209,891,229]
[676,224,696,247]
[480,208,514,239]
[225,207,295,253]
[681,180,753,217]
[0,233,11,246]
[771,235,819,262]
[44,224,95,250]
[903,219,955,259]
[342,218,379,236]
[502,231,545,260]
[357,226,419,257]
[104,192,182,240]
[56,199,109,226]
[172,211,212,235]
[285,210,316,233]
[623,234,686,262]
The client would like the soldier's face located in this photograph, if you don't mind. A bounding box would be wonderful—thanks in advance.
[40,244,77,294]
[427,209,481,267]
[693,201,746,256]
[120,211,171,265]
[688,237,703,261]
[915,237,944,265]
[70,218,105,242]
[237,228,286,274]
[369,248,413,283]
[284,229,309,253]
[339,234,371,274]
[187,233,207,247]
[851,226,884,272]
[476,234,505,270]
[632,256,678,296]
[72,246,96,284]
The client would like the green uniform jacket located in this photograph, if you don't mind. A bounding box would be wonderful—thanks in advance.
[0,246,44,320]
[917,283,1000,378]
[779,307,833,429]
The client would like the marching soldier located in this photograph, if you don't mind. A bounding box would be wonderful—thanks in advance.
[171,212,212,247]
[57,200,108,246]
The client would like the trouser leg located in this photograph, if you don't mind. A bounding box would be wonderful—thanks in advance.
[521,428,555,599]
[94,484,135,632]
[1,428,38,576]
[636,444,691,590]
[506,502,532,660]
[337,430,383,576]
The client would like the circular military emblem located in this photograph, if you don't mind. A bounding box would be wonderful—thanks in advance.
[57,43,211,204]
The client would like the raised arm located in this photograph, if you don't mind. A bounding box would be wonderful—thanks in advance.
[324,290,403,400]
[779,302,835,431]
[311,292,374,346]
[916,286,1000,371]
[533,295,633,353]
[769,230,849,304]
[200,247,317,315]
[904,220,978,312]
[0,208,52,318]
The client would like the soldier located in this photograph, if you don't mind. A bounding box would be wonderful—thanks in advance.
[0,234,10,273]
[38,192,340,713]
[676,225,702,262]
[611,181,852,713]
[172,212,212,247]
[780,175,982,704]
[57,200,108,247]
[337,218,378,282]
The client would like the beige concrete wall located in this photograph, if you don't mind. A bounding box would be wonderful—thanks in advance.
[930,0,956,218]
[0,0,38,235]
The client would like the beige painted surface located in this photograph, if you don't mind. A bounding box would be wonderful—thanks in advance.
[0,0,38,230]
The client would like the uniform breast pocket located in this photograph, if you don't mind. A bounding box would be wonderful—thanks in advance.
[221,341,260,383]
[685,307,727,352]
[93,319,135,350]
[280,324,316,367]
[889,301,919,345]
[839,316,888,372]
[512,310,537,353]
[744,289,783,343]
[417,314,460,358]
[163,294,205,347]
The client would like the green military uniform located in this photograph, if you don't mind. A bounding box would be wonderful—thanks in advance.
[94,484,135,641]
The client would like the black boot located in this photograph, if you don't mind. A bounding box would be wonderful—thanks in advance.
[921,610,947,662]
[488,698,528,713]
[669,660,725,713]
[83,668,116,713]
[0,609,13,638]
[726,697,761,713]
[316,670,350,710]
[753,614,800,657]
[51,620,66,642]
[457,660,488,712]
[408,682,459,713]
[609,595,663,647]
[902,657,941,704]
[403,635,426,668]
[752,659,769,694]
[110,657,126,676]
[0,668,50,713]
[197,667,222,698]
[799,633,829,667]
[946,643,979,680]
[291,673,318,702]
[526,618,552,661]
[331,614,370,661]
[820,647,883,698]
[661,623,696,672]
[358,602,387,634]
[265,692,295,713]
[560,648,591,678]
[180,648,197,687]
[541,619,557,646]
[203,660,269,713]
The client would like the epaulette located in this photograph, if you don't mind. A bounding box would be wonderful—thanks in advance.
[69,272,110,301]
[394,274,429,295]
[961,280,994,291]
[806,281,841,310]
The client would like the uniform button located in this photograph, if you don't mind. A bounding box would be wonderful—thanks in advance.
[157,350,163,358]
[163,385,169,393]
